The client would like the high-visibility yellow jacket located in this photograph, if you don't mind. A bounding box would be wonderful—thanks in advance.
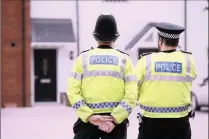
[67,45,137,123]
[133,50,197,118]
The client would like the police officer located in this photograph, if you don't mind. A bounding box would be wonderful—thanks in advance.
[67,14,137,139]
[133,22,197,139]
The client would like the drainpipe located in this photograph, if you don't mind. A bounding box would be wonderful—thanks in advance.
[22,0,26,107]
[184,0,187,51]
[0,0,1,106]
[76,0,80,56]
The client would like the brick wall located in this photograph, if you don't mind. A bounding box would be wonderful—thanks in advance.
[1,0,31,107]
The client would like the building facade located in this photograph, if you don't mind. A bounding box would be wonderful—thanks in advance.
[30,1,77,105]
[1,0,208,107]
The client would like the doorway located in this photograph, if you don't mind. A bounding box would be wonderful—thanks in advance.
[138,48,159,59]
[34,49,57,102]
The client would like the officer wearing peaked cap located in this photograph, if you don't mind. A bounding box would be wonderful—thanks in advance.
[157,22,185,39]
[133,22,197,139]
[67,13,137,139]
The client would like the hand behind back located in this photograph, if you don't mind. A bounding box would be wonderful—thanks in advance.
[99,121,115,133]
[88,115,113,126]
[88,115,116,133]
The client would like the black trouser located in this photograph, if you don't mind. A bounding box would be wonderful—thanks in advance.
[73,117,128,139]
[138,116,191,139]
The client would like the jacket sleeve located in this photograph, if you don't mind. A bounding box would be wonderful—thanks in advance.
[67,55,94,123]
[111,57,138,124]
[133,56,146,98]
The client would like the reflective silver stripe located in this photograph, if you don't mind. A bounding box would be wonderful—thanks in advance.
[120,58,126,73]
[72,100,86,110]
[125,75,137,83]
[185,54,190,75]
[87,102,119,109]
[140,104,190,113]
[70,72,82,80]
[144,53,195,82]
[185,54,196,81]
[82,70,124,79]
[82,53,88,72]
[145,54,152,80]
[119,101,132,114]
[144,75,194,82]
[81,54,126,80]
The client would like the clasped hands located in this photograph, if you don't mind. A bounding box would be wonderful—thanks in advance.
[88,115,117,133]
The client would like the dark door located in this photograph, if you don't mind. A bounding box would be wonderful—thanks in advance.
[34,49,57,102]
[138,48,159,59]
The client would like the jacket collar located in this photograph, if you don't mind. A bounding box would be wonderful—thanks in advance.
[161,49,176,53]
[97,45,113,49]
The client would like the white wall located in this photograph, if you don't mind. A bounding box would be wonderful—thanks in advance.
[79,1,185,50]
[187,1,208,94]
[30,1,77,43]
[79,1,185,64]
[79,1,208,97]
[30,1,76,18]
[57,43,77,102]
[78,1,103,51]
[30,1,208,103]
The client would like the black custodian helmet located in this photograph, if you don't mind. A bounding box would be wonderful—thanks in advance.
[93,14,120,42]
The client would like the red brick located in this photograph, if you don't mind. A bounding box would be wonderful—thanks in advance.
[1,0,31,107]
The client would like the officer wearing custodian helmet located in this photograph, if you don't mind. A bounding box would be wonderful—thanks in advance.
[67,13,137,139]
[133,22,197,139]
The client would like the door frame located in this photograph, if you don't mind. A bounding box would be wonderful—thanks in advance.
[31,48,58,105]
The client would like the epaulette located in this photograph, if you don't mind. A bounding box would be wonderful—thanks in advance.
[139,52,153,59]
[79,47,94,55]
[116,49,129,56]
[180,50,192,54]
